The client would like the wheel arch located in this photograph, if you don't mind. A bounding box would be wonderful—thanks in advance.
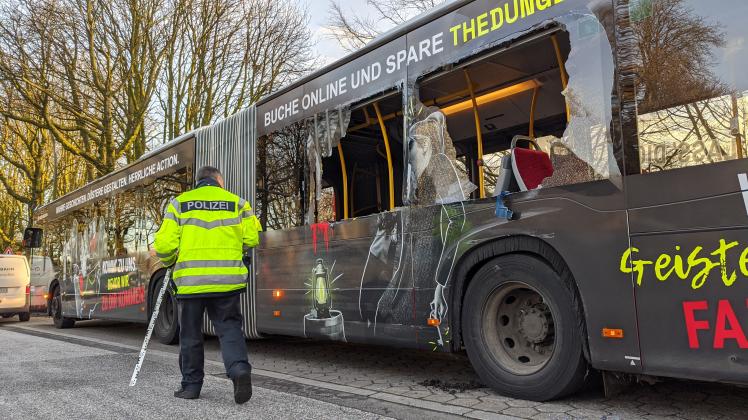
[47,278,60,316]
[450,235,590,362]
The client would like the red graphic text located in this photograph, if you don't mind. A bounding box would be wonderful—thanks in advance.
[102,286,145,312]
[682,299,748,349]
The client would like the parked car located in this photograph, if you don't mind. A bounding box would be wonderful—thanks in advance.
[0,254,31,321]
[29,255,55,313]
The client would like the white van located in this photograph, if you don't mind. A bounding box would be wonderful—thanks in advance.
[29,255,56,312]
[0,254,31,321]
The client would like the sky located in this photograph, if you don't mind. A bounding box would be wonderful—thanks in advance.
[305,0,382,66]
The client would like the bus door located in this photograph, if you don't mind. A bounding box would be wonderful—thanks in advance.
[621,0,748,382]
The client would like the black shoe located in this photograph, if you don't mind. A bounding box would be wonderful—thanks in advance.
[232,370,252,404]
[174,387,200,399]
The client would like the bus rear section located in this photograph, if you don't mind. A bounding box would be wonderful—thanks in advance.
[250,0,748,401]
[0,255,31,322]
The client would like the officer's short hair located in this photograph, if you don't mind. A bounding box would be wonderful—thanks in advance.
[196,166,222,182]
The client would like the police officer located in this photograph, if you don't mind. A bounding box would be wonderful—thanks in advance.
[154,166,262,404]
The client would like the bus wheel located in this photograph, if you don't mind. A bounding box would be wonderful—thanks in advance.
[463,254,587,401]
[51,285,75,329]
[152,276,179,345]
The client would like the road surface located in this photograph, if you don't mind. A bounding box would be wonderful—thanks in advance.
[1,317,746,419]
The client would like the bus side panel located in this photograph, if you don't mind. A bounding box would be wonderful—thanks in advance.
[627,161,748,384]
[60,247,152,323]
[434,181,640,373]
[255,212,418,348]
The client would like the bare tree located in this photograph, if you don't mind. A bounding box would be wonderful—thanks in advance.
[630,0,742,172]
[0,116,54,223]
[326,0,447,52]
[0,0,167,178]
[0,0,316,244]
[158,0,314,142]
[0,190,25,248]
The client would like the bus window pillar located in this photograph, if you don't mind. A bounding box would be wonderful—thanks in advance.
[550,34,570,123]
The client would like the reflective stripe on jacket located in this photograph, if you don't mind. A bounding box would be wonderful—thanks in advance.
[153,183,262,296]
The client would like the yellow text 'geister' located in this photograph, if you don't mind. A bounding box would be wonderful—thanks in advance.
[619,240,748,290]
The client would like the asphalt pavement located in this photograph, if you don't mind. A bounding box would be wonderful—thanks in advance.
[0,326,397,419]
[1,316,747,419]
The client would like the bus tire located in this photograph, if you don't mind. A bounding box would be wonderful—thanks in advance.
[51,285,75,329]
[151,275,179,345]
[463,254,587,401]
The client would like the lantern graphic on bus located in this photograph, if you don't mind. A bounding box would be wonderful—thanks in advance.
[312,258,331,319]
[303,257,346,341]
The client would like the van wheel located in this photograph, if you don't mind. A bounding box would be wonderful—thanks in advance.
[151,275,179,345]
[51,285,75,329]
[18,312,31,322]
[463,254,587,401]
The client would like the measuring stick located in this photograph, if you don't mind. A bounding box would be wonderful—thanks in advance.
[129,269,172,387]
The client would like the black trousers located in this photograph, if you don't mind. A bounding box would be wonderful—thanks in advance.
[177,294,251,391]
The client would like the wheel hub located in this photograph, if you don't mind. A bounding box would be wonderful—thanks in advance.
[517,304,551,344]
[486,283,557,375]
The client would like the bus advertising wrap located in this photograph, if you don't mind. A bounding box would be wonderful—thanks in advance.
[36,138,195,222]
[257,0,573,136]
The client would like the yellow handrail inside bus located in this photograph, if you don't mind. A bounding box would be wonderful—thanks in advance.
[550,34,570,122]
[463,69,486,199]
[374,102,395,211]
[337,143,349,219]
[350,163,358,217]
[529,85,539,139]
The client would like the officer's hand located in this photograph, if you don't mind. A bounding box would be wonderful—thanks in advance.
[167,278,177,295]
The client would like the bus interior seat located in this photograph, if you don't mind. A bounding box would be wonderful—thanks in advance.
[496,135,553,193]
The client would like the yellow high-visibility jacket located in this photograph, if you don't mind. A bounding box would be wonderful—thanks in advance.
[154,182,262,297]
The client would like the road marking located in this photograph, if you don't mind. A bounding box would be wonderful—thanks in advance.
[739,173,748,216]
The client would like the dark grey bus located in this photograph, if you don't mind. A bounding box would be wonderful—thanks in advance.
[30,0,748,401]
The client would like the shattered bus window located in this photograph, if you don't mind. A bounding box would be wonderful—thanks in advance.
[405,100,476,206]
[411,12,621,196]
[543,13,622,188]
[305,107,352,223]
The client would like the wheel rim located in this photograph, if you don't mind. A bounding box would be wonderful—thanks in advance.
[482,282,555,375]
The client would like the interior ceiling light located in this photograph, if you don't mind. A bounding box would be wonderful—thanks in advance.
[441,79,541,116]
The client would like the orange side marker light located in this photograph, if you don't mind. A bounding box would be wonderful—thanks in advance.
[273,310,281,317]
[272,290,283,299]
[602,328,624,339]
[427,318,441,327]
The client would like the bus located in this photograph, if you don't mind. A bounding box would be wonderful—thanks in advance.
[28,0,748,401]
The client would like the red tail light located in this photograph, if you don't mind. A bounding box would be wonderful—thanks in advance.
[26,285,30,295]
